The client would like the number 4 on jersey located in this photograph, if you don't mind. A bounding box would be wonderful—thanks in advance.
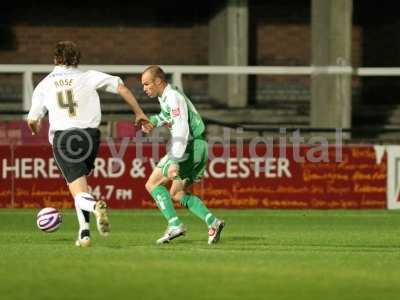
[57,89,77,117]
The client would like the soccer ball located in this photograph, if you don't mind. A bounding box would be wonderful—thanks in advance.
[36,207,62,232]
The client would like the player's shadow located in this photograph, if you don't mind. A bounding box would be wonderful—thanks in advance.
[158,239,197,246]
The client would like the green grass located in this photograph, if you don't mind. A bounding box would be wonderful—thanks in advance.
[1,209,400,300]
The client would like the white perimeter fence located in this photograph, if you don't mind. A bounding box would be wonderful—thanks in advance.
[0,64,400,110]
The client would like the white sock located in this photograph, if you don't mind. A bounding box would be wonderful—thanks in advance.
[75,205,90,234]
[74,192,96,212]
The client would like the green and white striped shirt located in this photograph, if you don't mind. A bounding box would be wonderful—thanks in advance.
[149,84,205,161]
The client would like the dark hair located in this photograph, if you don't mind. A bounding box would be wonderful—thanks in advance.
[54,41,81,66]
[142,65,167,82]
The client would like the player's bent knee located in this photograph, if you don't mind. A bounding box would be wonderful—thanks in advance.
[145,181,154,193]
[146,168,170,193]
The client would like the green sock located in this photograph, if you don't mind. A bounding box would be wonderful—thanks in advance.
[151,186,182,227]
[180,194,216,226]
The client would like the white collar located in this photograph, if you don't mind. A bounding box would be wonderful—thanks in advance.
[158,84,171,102]
[53,65,77,72]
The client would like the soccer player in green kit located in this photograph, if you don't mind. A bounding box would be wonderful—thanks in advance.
[141,65,225,245]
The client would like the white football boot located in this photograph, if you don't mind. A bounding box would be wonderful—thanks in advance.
[94,200,110,236]
[208,219,225,245]
[75,230,91,247]
[156,224,186,244]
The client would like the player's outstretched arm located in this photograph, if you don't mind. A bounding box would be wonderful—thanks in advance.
[117,84,145,116]
[117,84,154,131]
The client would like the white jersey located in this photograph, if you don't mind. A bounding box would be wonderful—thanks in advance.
[27,65,122,144]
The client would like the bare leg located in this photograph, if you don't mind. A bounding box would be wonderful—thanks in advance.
[68,176,90,197]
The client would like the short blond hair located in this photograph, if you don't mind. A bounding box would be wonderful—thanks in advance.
[142,65,167,82]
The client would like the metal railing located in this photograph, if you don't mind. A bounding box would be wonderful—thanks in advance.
[1,64,400,111]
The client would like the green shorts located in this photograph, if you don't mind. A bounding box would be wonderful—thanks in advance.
[157,138,208,184]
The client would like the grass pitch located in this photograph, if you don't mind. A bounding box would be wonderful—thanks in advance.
[1,209,400,300]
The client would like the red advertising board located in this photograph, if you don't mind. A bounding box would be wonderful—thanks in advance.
[12,144,68,208]
[0,143,388,209]
[0,145,12,208]
[194,145,386,209]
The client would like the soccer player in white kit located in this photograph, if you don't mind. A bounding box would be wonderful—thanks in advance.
[27,41,152,247]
